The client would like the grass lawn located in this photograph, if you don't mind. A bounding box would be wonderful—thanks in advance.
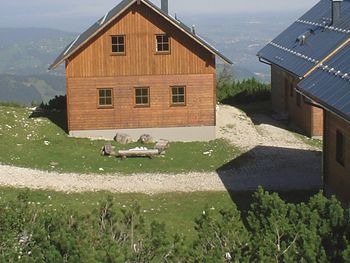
[0,106,240,174]
[0,187,319,242]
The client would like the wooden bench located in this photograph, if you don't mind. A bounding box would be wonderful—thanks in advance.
[117,149,159,160]
[101,139,170,160]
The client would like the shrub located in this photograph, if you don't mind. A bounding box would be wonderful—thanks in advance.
[217,75,271,105]
[40,95,67,110]
[1,189,350,262]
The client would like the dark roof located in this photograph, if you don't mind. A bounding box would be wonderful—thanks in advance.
[258,0,350,77]
[49,0,232,70]
[298,41,350,121]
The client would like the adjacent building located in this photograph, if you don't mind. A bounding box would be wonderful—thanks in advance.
[298,41,350,203]
[258,0,350,138]
[49,0,232,141]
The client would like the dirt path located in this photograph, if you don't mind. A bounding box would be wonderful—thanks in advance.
[216,105,316,151]
[0,105,322,194]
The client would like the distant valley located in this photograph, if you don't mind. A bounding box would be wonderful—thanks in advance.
[0,11,303,104]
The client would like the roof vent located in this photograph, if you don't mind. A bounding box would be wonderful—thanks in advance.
[297,29,314,45]
[161,0,168,14]
[332,0,343,25]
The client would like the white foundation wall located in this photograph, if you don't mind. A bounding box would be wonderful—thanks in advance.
[70,126,216,142]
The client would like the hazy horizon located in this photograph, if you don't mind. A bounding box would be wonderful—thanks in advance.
[1,0,319,32]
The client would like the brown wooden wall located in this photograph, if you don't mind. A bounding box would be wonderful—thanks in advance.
[66,2,215,78]
[271,65,287,113]
[324,112,350,202]
[271,66,323,137]
[67,74,215,131]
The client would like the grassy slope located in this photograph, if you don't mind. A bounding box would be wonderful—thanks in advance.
[0,106,240,174]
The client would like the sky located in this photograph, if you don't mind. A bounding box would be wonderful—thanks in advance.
[0,0,319,32]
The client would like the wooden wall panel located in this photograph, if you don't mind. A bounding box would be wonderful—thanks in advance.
[325,112,350,202]
[67,74,215,130]
[272,66,323,137]
[66,2,215,78]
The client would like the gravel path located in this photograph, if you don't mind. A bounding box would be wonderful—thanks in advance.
[0,105,322,194]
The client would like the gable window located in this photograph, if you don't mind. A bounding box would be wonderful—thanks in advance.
[111,35,125,54]
[156,34,170,53]
[98,89,113,108]
[171,86,186,106]
[336,130,345,166]
[135,87,150,107]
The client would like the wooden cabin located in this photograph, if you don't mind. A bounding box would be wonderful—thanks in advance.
[258,0,350,138]
[49,0,232,141]
[298,38,350,203]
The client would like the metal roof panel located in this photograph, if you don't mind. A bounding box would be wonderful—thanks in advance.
[258,0,350,77]
[298,41,350,121]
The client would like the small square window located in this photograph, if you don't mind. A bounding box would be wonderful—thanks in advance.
[156,34,170,53]
[111,35,125,54]
[135,87,150,107]
[171,86,186,106]
[336,130,345,166]
[98,89,113,107]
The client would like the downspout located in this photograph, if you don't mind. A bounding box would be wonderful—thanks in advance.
[323,110,327,193]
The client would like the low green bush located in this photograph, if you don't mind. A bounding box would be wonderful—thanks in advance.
[217,78,271,105]
[39,95,67,110]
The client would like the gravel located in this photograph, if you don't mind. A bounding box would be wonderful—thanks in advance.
[0,105,322,194]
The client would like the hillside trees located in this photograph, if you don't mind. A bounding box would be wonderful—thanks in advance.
[1,188,350,262]
[216,67,271,104]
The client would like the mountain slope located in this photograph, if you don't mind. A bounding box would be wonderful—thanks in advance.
[0,28,75,75]
[0,74,65,104]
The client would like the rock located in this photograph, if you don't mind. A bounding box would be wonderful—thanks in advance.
[138,134,154,144]
[154,139,170,154]
[114,133,133,144]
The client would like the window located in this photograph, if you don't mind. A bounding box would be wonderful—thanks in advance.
[111,35,125,54]
[290,83,294,97]
[336,130,345,166]
[135,87,150,107]
[156,34,170,53]
[98,89,113,107]
[296,93,301,107]
[171,86,186,106]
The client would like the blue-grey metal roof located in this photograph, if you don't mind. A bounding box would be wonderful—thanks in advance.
[49,0,232,70]
[298,42,350,121]
[258,0,350,77]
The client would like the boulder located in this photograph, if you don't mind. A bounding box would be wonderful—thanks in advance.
[154,139,170,154]
[138,134,154,144]
[114,133,133,144]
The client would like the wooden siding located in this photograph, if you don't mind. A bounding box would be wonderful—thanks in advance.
[271,65,287,113]
[66,2,215,78]
[324,112,350,202]
[67,74,215,131]
[271,66,323,137]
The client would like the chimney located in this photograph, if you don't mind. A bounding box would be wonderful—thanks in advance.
[332,0,343,25]
[192,25,196,35]
[161,0,168,14]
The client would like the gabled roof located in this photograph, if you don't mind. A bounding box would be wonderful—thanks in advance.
[298,41,350,122]
[49,0,232,70]
[258,0,350,78]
